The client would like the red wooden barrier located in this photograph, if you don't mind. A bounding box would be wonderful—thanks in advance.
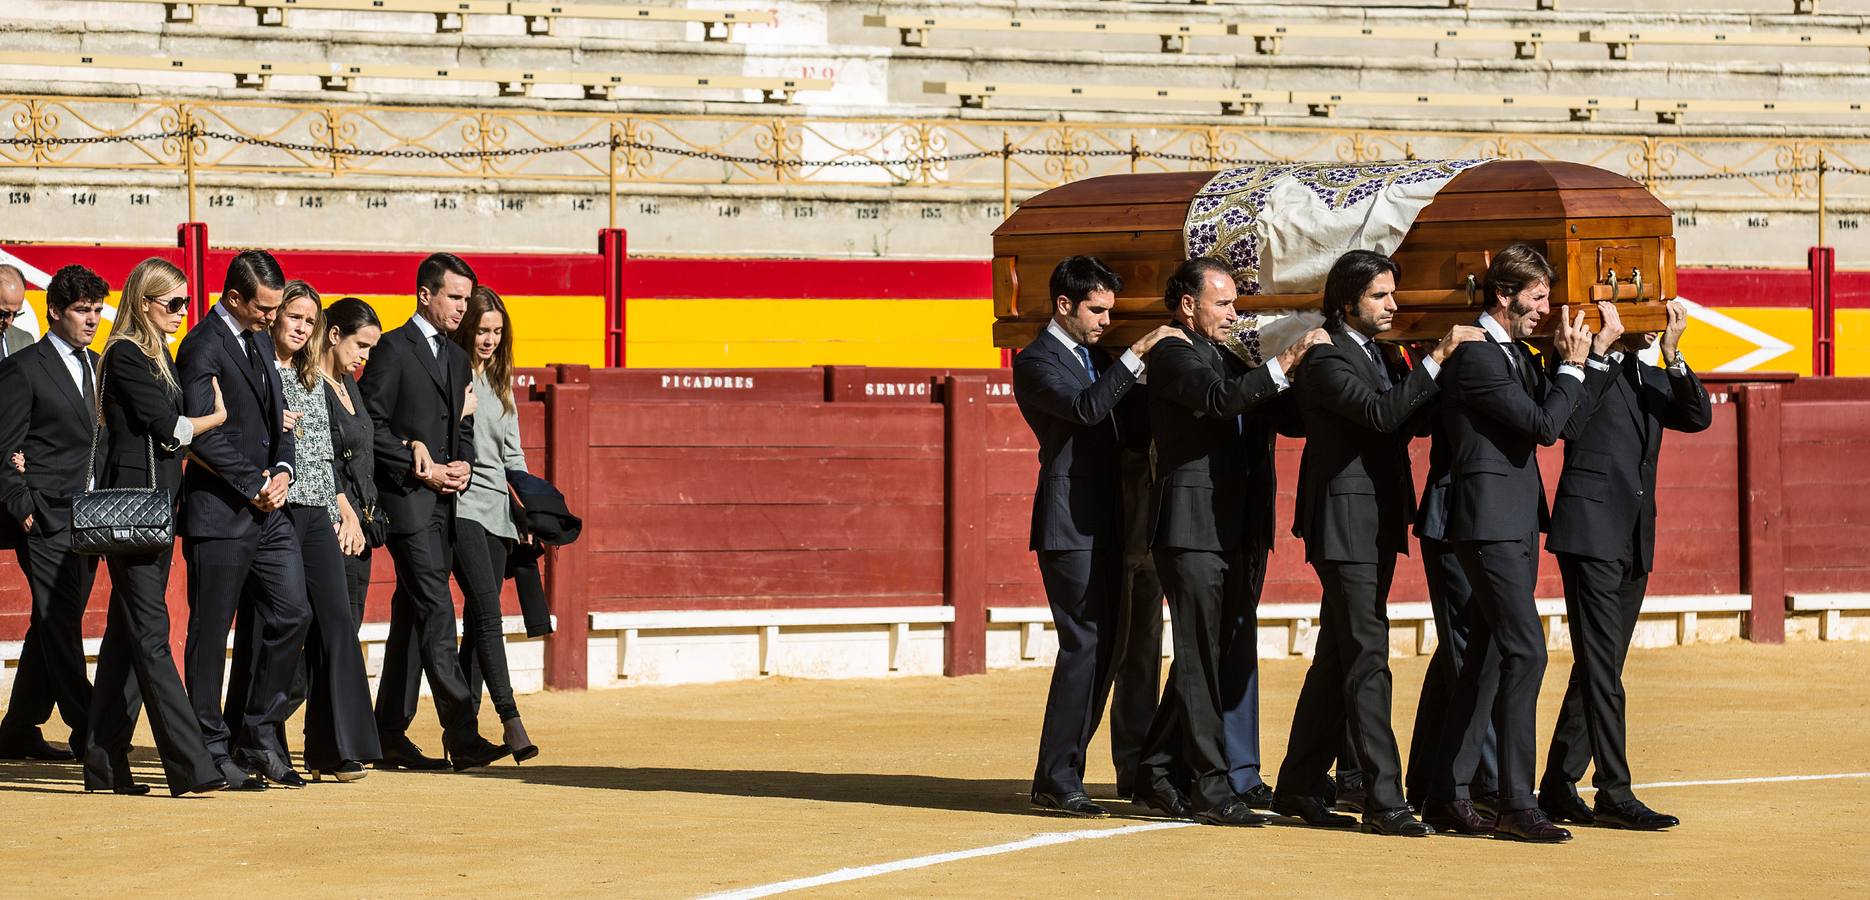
[1739,383,1788,643]
[944,375,989,676]
[543,379,591,689]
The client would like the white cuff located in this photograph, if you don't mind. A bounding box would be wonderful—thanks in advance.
[173,416,194,448]
[1419,356,1440,380]
[1585,356,1612,373]
[1668,361,1688,376]
[1557,364,1586,382]
[1266,356,1289,391]
[1117,348,1144,376]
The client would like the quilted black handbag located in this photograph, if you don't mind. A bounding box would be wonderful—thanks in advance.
[70,358,173,556]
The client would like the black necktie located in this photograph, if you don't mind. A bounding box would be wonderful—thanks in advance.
[74,346,96,412]
[1364,340,1391,388]
[240,330,261,373]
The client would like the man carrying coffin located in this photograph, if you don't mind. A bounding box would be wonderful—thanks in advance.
[1013,256,1182,818]
[1275,250,1483,836]
[1539,300,1710,831]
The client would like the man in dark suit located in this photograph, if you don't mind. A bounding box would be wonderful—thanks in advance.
[1275,250,1482,836]
[1539,300,1710,831]
[0,265,106,760]
[176,249,313,789]
[363,252,508,771]
[1131,257,1326,826]
[1012,256,1181,818]
[0,264,33,361]
[1109,363,1163,803]
[1423,243,1614,844]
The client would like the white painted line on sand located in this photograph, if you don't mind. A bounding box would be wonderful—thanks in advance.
[707,771,1870,899]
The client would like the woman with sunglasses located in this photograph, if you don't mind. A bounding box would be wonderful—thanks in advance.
[82,257,231,797]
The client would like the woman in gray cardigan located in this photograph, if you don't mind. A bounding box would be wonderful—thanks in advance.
[449,285,537,761]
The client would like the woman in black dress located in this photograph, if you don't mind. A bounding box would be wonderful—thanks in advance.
[82,257,231,797]
[320,297,383,632]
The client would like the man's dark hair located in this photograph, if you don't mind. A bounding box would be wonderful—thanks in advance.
[416,252,478,297]
[46,264,109,314]
[1161,257,1235,313]
[1047,256,1123,313]
[1484,242,1554,311]
[1321,250,1402,333]
[222,249,285,304]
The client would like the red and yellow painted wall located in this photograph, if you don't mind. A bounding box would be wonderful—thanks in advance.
[0,242,1859,375]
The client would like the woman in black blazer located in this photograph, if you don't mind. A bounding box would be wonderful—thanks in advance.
[82,258,231,797]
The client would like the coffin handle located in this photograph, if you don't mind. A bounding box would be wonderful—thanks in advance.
[1465,273,1478,306]
[1632,268,1643,300]
[1604,267,1619,301]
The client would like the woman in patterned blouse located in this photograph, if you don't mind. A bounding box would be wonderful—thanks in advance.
[270,280,381,780]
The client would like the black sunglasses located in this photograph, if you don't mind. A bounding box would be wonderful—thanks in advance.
[150,295,188,314]
[0,308,18,323]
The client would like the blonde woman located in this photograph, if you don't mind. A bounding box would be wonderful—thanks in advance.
[262,280,380,780]
[82,257,230,796]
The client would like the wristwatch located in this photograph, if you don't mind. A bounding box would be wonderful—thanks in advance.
[1670,349,1687,368]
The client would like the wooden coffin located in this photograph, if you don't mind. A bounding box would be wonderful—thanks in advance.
[991,160,1674,348]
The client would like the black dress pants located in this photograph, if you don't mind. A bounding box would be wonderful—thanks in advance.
[343,548,371,631]
[1138,546,1257,811]
[374,505,481,744]
[452,517,519,723]
[1031,547,1116,796]
[0,526,97,750]
[1278,555,1408,813]
[83,546,219,794]
[1441,533,1546,813]
[1542,551,1649,805]
[1109,444,1163,797]
[284,505,381,770]
[1406,535,1498,803]
[183,511,312,762]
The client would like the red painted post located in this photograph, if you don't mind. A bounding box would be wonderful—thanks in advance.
[599,228,627,368]
[943,374,988,675]
[177,221,209,323]
[1810,246,1836,377]
[542,379,592,688]
[1737,383,1787,643]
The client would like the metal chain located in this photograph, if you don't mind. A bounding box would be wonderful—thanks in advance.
[2,128,1862,179]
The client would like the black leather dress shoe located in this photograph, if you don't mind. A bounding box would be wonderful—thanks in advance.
[1494,809,1573,843]
[1424,799,1495,836]
[217,758,267,791]
[1335,784,1369,814]
[1195,800,1269,827]
[235,748,305,788]
[176,778,228,798]
[1539,789,1597,825]
[1132,788,1193,819]
[1362,807,1436,837]
[0,731,76,761]
[377,736,451,771]
[1032,791,1111,818]
[313,760,370,783]
[445,736,513,772]
[1238,783,1276,811]
[1271,793,1357,828]
[1594,799,1679,831]
[84,781,152,796]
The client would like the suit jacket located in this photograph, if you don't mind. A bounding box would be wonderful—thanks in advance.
[1011,329,1139,551]
[360,319,475,536]
[1546,354,1712,571]
[1148,320,1298,554]
[176,305,297,540]
[98,342,189,497]
[0,336,100,535]
[1,324,31,358]
[1292,330,1440,564]
[1432,333,1606,543]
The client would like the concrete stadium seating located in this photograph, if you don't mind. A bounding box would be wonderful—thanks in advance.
[91,0,776,38]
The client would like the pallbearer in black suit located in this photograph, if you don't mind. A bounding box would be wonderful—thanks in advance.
[1012,256,1182,818]
[0,265,106,761]
[176,250,314,790]
[1133,258,1327,826]
[1109,369,1162,803]
[82,258,230,797]
[1275,251,1482,836]
[1424,244,1615,843]
[363,253,509,771]
[1538,300,1710,831]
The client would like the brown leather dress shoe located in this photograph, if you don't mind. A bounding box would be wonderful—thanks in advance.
[1495,809,1573,843]
[1424,799,1496,835]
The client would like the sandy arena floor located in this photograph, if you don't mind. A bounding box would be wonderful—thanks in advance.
[2,641,1866,898]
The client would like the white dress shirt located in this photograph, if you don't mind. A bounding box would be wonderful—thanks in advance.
[1045,318,1143,379]
[1478,312,1583,383]
[410,313,444,357]
[1344,326,1440,381]
[42,330,91,398]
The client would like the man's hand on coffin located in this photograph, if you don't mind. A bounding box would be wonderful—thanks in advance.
[1131,325,1189,357]
[1554,306,1593,366]
[1659,300,1689,359]
[1430,325,1488,365]
[1590,301,1626,358]
[1276,328,1332,375]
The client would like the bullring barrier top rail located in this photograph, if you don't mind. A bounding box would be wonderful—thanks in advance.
[98,0,776,39]
[0,52,828,103]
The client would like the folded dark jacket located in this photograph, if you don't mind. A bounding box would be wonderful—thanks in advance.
[506,468,582,546]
